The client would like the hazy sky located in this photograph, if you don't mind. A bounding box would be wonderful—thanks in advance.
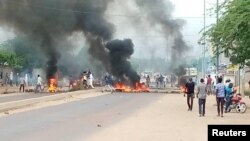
[0,0,218,59]
[106,0,218,59]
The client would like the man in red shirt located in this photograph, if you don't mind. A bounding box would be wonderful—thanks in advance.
[206,75,212,95]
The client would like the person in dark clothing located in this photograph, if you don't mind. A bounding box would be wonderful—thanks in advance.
[185,78,195,111]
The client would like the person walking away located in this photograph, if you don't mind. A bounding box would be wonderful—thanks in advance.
[215,77,226,117]
[35,75,42,93]
[19,75,26,92]
[206,75,212,95]
[185,78,195,111]
[225,83,233,113]
[196,78,207,116]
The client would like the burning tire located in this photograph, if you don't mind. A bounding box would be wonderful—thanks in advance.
[235,103,247,113]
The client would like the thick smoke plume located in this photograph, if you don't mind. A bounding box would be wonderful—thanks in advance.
[0,0,114,80]
[0,0,141,83]
[134,0,189,69]
[106,39,140,84]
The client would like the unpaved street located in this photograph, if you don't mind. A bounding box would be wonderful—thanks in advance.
[0,92,250,141]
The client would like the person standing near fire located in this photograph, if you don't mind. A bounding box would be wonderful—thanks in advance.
[102,73,114,92]
[146,75,150,87]
[10,71,13,86]
[184,78,195,111]
[69,75,74,90]
[87,71,94,88]
[35,74,42,93]
[19,75,26,93]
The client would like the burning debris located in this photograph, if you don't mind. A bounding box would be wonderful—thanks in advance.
[105,39,149,92]
[114,82,149,93]
[48,78,57,93]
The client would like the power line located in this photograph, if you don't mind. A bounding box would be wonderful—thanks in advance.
[1,0,217,19]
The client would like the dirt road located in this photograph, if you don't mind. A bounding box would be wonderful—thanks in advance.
[0,92,249,141]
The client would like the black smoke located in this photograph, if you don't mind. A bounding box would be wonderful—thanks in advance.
[0,0,114,80]
[106,39,140,84]
[0,0,142,84]
[134,0,189,69]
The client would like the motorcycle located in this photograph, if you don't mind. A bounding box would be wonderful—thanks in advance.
[225,92,247,113]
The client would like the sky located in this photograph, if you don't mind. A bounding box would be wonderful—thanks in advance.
[0,0,218,59]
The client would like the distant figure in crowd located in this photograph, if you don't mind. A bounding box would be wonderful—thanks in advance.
[215,77,225,117]
[82,71,88,88]
[159,75,164,89]
[35,74,43,93]
[19,75,26,92]
[69,75,74,90]
[102,73,114,92]
[146,75,150,87]
[87,71,94,88]
[206,75,212,95]
[5,72,9,85]
[15,73,19,86]
[10,71,13,86]
[155,75,159,88]
[196,78,207,117]
[185,78,195,111]
[25,73,29,86]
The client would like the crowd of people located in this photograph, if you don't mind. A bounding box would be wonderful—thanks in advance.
[184,75,236,117]
[141,73,175,89]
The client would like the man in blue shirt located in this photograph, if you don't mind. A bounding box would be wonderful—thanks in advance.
[215,77,225,117]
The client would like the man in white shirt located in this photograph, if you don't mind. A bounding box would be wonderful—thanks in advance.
[88,72,94,88]
[35,74,42,93]
[10,71,13,86]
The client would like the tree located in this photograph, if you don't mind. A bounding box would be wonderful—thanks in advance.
[0,36,45,73]
[204,0,250,66]
[0,49,24,71]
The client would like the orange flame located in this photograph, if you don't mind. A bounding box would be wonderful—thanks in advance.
[48,78,57,93]
[114,82,150,92]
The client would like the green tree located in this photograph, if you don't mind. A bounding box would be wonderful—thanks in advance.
[0,49,24,71]
[0,36,45,72]
[204,0,250,66]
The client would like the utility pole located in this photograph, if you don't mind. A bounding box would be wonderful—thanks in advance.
[203,0,206,78]
[216,0,219,81]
